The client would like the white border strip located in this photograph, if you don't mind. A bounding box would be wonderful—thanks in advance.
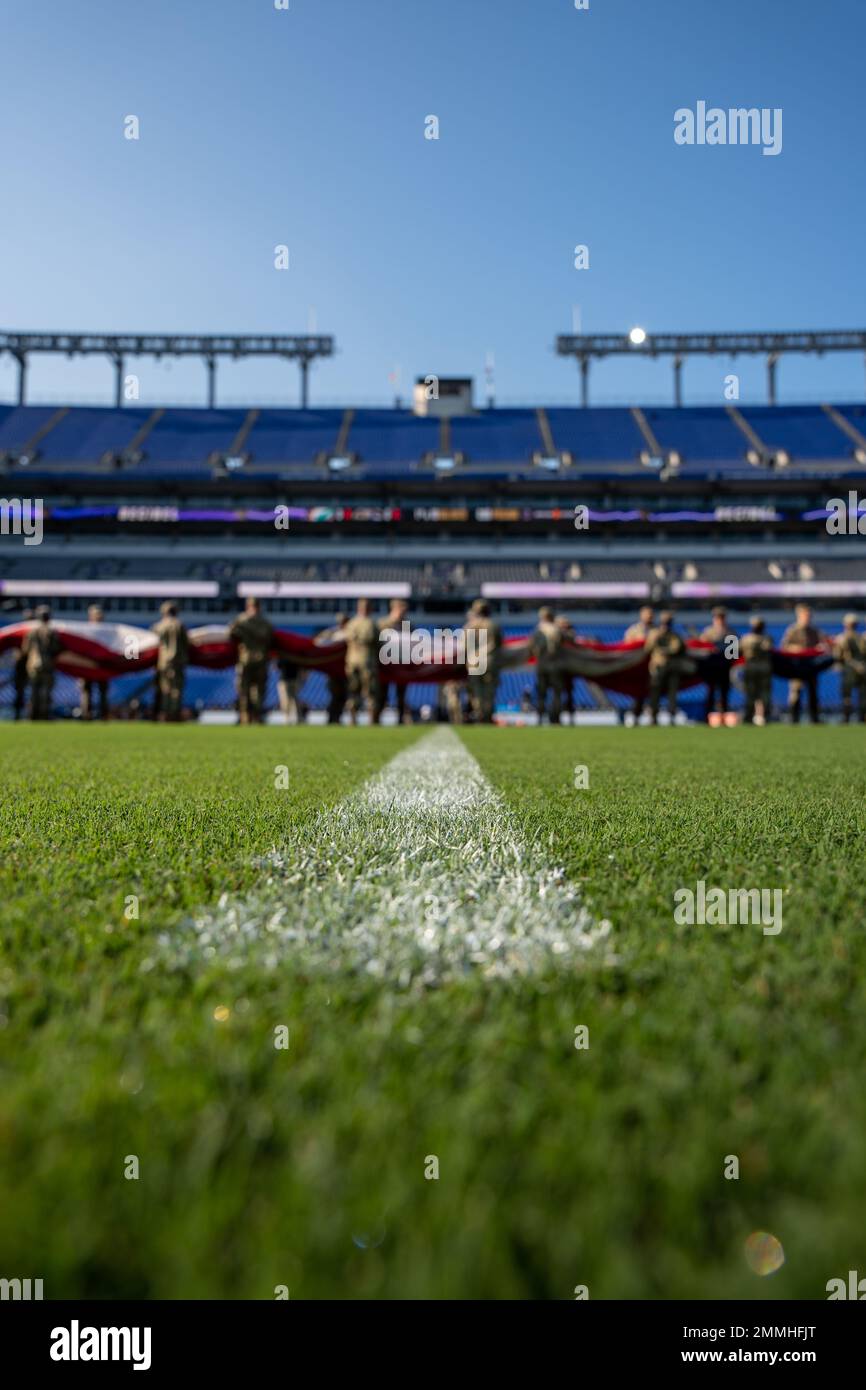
[238,580,411,599]
[0,579,218,597]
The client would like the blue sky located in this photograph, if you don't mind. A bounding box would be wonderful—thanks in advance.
[2,0,864,407]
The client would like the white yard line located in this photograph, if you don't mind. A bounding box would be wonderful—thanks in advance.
[158,728,613,988]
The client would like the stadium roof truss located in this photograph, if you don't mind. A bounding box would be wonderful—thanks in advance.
[0,331,336,409]
[556,330,866,407]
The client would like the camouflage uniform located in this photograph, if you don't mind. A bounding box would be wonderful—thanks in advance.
[315,619,348,724]
[22,620,61,720]
[834,625,866,722]
[277,658,301,723]
[13,646,29,721]
[625,619,656,719]
[341,615,380,720]
[781,621,825,723]
[556,618,577,716]
[464,613,502,723]
[375,608,410,724]
[739,630,774,723]
[152,613,189,720]
[230,612,274,723]
[80,679,109,720]
[700,616,736,721]
[531,618,564,721]
[442,680,464,724]
[645,625,686,722]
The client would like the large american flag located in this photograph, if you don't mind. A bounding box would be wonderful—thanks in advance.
[0,621,833,698]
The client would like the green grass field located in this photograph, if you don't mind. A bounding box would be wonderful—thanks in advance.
[1,723,865,1300]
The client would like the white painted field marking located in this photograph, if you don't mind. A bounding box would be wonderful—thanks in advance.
[159,728,612,987]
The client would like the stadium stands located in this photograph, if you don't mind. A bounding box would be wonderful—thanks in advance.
[1,552,863,607]
[645,406,748,464]
[449,409,543,463]
[740,405,854,461]
[3,402,866,478]
[29,407,145,465]
[336,410,440,472]
[2,394,865,717]
[244,409,346,467]
[545,407,645,464]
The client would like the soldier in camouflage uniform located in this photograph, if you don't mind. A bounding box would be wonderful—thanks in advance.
[625,606,656,721]
[229,596,274,724]
[315,613,349,724]
[13,607,33,721]
[376,597,411,724]
[463,599,502,723]
[739,616,774,724]
[834,613,866,722]
[80,605,110,721]
[442,680,464,724]
[645,610,686,724]
[22,605,61,720]
[555,615,578,719]
[781,604,828,724]
[700,605,737,723]
[151,601,189,721]
[530,606,564,723]
[339,598,380,724]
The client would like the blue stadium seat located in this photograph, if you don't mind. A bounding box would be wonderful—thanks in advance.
[645,406,745,466]
[38,408,146,462]
[0,406,59,450]
[246,409,345,464]
[740,406,854,461]
[141,409,248,470]
[545,408,645,465]
[0,401,860,477]
[450,410,542,463]
[347,410,440,465]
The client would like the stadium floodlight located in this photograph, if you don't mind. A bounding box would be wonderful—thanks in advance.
[771,450,790,470]
[559,327,866,407]
[326,455,354,473]
[855,446,866,466]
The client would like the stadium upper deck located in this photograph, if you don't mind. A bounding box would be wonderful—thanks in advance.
[3,394,864,631]
[2,402,866,480]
